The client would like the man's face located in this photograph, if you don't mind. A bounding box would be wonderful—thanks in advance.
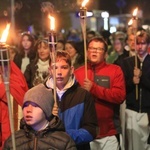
[49,59,74,90]
[127,34,135,51]
[87,41,106,64]
[23,103,46,131]
[136,38,149,57]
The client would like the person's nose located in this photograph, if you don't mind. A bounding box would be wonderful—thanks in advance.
[138,44,142,49]
[26,104,33,112]
[56,68,62,76]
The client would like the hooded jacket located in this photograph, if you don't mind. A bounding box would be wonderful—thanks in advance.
[45,76,98,150]
[3,116,76,150]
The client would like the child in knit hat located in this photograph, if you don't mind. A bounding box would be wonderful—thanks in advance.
[3,84,76,150]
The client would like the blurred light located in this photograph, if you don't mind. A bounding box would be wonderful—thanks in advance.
[128,19,133,26]
[110,26,117,33]
[90,17,97,31]
[101,11,109,18]
[142,25,149,30]
[61,29,65,33]
[76,11,93,17]
[109,17,119,25]
[101,11,109,31]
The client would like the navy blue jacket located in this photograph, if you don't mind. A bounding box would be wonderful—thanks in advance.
[45,79,98,150]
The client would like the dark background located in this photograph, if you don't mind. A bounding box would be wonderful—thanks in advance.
[0,0,149,33]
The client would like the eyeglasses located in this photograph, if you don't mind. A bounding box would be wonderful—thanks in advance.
[137,42,147,45]
[88,47,105,52]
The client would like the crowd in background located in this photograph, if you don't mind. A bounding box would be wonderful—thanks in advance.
[1,23,150,150]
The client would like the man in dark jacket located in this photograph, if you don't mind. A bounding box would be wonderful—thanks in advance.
[45,50,98,150]
[3,84,76,150]
[122,30,150,150]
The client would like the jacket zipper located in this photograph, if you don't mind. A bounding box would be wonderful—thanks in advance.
[33,135,37,150]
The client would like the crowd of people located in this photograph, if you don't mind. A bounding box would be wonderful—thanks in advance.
[0,24,150,150]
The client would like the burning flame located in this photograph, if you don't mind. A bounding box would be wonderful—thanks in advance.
[82,0,89,7]
[133,7,138,17]
[48,15,55,31]
[0,23,10,43]
[128,19,133,26]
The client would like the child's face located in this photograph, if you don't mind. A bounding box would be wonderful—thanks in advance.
[23,103,46,131]
[49,58,74,90]
[22,35,32,50]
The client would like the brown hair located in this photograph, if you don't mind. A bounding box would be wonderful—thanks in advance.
[50,50,72,67]
[88,36,108,52]
[136,30,150,44]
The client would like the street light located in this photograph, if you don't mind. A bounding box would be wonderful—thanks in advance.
[101,11,109,30]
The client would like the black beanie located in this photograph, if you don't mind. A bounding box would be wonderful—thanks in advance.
[23,84,54,119]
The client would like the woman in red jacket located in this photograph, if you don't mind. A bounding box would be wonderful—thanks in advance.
[0,61,28,149]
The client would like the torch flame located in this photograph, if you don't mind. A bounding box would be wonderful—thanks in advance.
[133,7,138,17]
[0,23,10,43]
[48,15,55,31]
[82,0,89,7]
[128,19,133,26]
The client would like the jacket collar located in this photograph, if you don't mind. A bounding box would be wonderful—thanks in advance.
[20,116,65,138]
[88,61,106,71]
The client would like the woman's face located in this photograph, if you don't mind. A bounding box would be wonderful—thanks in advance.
[21,35,32,51]
[38,42,50,61]
[65,43,77,58]
[113,39,124,53]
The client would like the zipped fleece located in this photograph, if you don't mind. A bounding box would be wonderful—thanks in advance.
[74,61,126,138]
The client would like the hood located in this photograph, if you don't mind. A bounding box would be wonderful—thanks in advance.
[46,75,76,91]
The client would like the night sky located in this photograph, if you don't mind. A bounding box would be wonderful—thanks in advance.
[99,0,149,18]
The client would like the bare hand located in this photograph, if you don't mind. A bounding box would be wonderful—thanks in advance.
[134,67,142,78]
[83,78,93,91]
[52,104,59,116]
[133,76,140,84]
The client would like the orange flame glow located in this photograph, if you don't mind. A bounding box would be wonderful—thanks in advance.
[128,19,133,26]
[48,15,55,31]
[133,7,138,17]
[82,0,89,7]
[0,23,10,43]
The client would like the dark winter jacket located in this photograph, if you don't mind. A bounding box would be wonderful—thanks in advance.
[13,50,36,70]
[122,54,150,113]
[45,77,98,150]
[3,116,76,150]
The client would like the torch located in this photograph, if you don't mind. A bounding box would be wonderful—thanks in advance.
[48,15,58,107]
[80,0,89,79]
[0,24,16,150]
[132,7,138,100]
